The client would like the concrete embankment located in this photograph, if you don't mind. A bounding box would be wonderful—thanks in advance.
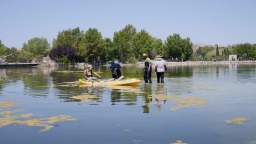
[41,61,256,69]
[135,61,256,68]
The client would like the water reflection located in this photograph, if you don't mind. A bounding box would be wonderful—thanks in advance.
[0,65,256,144]
[166,66,193,77]
[142,84,153,113]
[110,89,139,105]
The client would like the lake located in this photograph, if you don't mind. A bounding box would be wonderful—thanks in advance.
[0,64,256,144]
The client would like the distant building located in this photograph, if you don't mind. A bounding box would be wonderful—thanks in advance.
[229,55,237,61]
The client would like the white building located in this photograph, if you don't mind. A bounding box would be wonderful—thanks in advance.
[229,55,237,61]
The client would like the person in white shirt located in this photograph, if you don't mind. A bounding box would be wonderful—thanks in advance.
[155,58,167,83]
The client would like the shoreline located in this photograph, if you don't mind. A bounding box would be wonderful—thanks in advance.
[42,61,256,69]
[128,61,256,68]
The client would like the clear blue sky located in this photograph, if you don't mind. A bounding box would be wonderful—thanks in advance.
[0,0,256,48]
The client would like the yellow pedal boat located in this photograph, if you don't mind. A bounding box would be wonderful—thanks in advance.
[79,78,141,87]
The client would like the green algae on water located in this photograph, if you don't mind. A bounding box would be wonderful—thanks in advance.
[226,117,248,125]
[170,96,208,111]
[0,101,16,108]
[171,140,188,144]
[0,101,76,132]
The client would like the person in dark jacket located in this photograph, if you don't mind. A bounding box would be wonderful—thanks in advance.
[144,57,152,83]
[110,60,122,79]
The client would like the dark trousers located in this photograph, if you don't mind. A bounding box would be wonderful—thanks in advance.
[156,72,164,83]
[144,71,152,83]
[112,69,121,79]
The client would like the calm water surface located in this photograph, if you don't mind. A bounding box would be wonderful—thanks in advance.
[0,65,256,144]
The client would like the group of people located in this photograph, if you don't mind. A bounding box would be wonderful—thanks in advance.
[83,56,167,84]
[83,60,122,81]
[143,57,167,84]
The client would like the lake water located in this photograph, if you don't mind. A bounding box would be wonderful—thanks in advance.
[0,64,256,144]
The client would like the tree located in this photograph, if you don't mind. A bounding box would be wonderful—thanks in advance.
[133,30,153,59]
[164,34,193,61]
[0,40,8,56]
[49,47,78,63]
[22,37,50,59]
[151,38,163,57]
[103,38,115,62]
[233,43,256,60]
[5,47,19,62]
[17,50,34,62]
[113,24,137,63]
[78,28,104,63]
[195,46,215,60]
[216,44,219,56]
[53,27,82,49]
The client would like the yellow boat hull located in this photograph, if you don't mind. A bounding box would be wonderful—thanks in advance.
[79,78,141,87]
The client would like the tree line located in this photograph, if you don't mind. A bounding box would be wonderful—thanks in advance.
[194,44,256,61]
[0,24,255,63]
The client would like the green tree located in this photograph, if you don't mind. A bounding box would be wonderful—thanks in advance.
[0,40,8,56]
[151,38,163,57]
[113,24,137,63]
[53,27,82,49]
[216,44,220,56]
[164,34,193,61]
[17,50,34,62]
[78,28,104,63]
[133,30,154,59]
[5,47,19,62]
[195,46,215,60]
[233,43,256,60]
[22,37,50,59]
[103,38,115,62]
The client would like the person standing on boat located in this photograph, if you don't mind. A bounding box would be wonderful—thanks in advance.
[110,60,122,80]
[144,57,152,83]
[155,57,167,83]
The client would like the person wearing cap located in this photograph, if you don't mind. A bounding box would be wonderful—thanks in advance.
[144,57,152,83]
[155,56,167,83]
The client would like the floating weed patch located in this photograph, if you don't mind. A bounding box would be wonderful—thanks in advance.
[0,111,15,118]
[71,94,99,102]
[0,101,76,132]
[0,117,16,127]
[171,140,188,144]
[226,117,248,125]
[18,113,33,119]
[0,101,16,108]
[170,96,208,112]
[14,115,76,132]
[44,115,76,124]
[0,112,76,132]
[40,125,54,132]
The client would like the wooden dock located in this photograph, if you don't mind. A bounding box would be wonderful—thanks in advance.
[0,63,39,68]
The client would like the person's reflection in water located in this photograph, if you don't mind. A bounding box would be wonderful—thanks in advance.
[155,84,167,112]
[142,84,153,113]
[216,66,220,79]
[110,90,122,105]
